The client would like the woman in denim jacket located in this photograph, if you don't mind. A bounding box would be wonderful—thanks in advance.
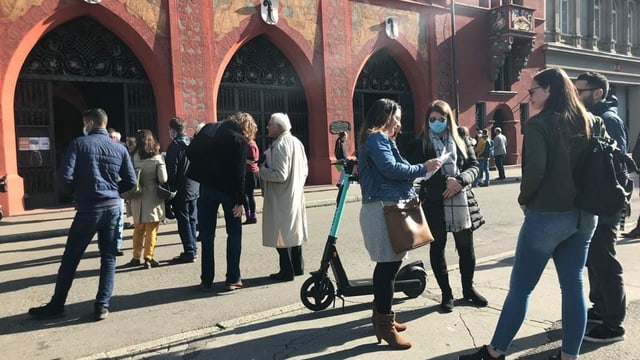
[357,98,440,350]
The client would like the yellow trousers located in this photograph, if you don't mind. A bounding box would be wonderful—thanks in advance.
[132,222,159,260]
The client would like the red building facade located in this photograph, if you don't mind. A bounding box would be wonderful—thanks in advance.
[0,0,544,216]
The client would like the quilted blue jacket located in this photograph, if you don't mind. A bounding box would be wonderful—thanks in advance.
[59,128,136,211]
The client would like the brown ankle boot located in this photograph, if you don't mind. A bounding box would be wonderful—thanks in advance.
[371,301,407,332]
[374,313,411,349]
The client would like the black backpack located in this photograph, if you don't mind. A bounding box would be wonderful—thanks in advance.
[577,116,635,215]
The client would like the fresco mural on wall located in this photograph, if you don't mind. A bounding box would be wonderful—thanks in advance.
[0,0,43,21]
[0,0,167,36]
[351,2,422,56]
[214,0,318,49]
[123,0,168,36]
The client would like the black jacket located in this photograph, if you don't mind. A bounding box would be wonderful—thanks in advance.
[166,133,199,201]
[187,121,247,204]
[404,131,479,203]
[589,96,628,153]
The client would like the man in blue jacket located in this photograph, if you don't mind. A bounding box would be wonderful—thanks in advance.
[28,108,137,321]
[576,71,628,343]
[166,117,200,263]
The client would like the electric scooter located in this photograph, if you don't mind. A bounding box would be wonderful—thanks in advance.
[300,158,427,311]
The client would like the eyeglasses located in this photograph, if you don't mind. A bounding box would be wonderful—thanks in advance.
[428,117,446,123]
[528,86,541,96]
[576,88,598,94]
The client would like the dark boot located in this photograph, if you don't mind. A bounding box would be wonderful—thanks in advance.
[458,235,488,307]
[374,313,411,349]
[433,267,454,312]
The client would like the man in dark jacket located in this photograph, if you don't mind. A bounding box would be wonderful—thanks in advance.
[187,114,247,292]
[28,108,137,321]
[576,71,627,343]
[167,117,200,263]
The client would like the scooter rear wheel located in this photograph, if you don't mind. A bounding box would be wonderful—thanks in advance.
[400,269,427,298]
[300,276,335,311]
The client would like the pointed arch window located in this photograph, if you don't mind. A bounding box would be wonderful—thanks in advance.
[594,0,601,38]
[560,0,569,34]
[612,2,618,41]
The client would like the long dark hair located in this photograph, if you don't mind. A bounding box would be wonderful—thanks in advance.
[358,98,400,146]
[533,67,590,138]
[135,129,160,159]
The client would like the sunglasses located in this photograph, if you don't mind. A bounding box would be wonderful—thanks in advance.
[429,117,446,123]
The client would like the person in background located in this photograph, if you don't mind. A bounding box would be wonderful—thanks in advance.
[405,100,486,313]
[123,136,137,229]
[576,71,628,343]
[187,115,247,292]
[260,113,308,282]
[128,129,168,269]
[334,131,347,161]
[166,117,200,264]
[107,128,126,256]
[474,129,491,187]
[459,67,597,360]
[28,108,136,321]
[358,98,435,349]
[240,114,260,225]
[493,127,507,180]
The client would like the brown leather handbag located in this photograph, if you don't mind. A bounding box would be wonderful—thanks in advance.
[383,198,434,254]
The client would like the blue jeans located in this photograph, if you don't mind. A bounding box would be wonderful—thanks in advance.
[474,159,490,186]
[490,208,596,357]
[175,198,198,257]
[116,199,125,251]
[198,186,242,285]
[51,205,121,309]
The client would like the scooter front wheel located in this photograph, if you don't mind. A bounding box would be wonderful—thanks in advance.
[300,275,335,311]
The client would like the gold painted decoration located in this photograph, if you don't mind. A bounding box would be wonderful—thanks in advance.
[0,0,44,21]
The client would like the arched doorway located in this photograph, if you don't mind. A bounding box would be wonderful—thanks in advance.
[15,17,156,209]
[217,36,309,153]
[353,49,415,152]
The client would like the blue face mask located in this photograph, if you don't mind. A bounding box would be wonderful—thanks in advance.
[428,120,447,134]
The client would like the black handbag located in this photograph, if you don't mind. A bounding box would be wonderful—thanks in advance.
[156,184,176,201]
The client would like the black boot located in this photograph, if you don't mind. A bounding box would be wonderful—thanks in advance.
[462,287,488,307]
[458,233,488,307]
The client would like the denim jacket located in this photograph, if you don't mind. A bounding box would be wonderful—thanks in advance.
[358,132,426,203]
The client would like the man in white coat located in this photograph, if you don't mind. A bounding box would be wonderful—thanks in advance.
[260,113,309,282]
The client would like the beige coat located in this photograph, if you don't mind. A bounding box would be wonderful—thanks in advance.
[259,131,309,248]
[130,153,168,223]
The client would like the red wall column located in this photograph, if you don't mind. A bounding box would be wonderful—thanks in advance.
[320,0,353,185]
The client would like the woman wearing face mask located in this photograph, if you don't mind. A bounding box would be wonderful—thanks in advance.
[405,100,485,313]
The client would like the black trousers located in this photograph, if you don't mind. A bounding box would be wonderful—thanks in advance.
[277,246,304,276]
[587,223,626,330]
[373,261,402,315]
[494,154,506,179]
[424,201,477,295]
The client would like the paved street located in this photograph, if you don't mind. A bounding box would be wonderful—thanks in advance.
[1,167,639,359]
